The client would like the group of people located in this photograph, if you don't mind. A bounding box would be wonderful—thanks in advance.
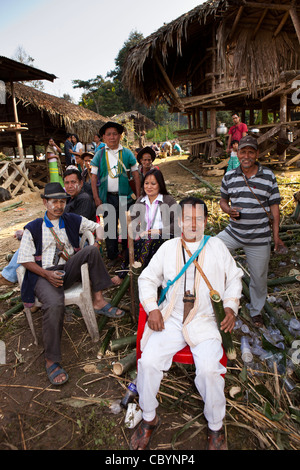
[0,118,287,451]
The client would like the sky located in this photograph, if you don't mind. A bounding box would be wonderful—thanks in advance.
[1,0,203,104]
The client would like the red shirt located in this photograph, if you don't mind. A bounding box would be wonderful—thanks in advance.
[228,122,248,141]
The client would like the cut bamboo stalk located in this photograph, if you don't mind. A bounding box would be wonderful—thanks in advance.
[112,350,137,376]
[97,327,115,359]
[109,335,137,352]
[0,302,24,322]
[127,211,136,323]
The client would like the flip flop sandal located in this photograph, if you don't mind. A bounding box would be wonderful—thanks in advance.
[130,417,161,450]
[94,303,125,318]
[46,362,69,386]
[252,314,264,328]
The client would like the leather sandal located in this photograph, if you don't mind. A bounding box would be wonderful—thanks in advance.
[207,427,227,450]
[130,417,161,450]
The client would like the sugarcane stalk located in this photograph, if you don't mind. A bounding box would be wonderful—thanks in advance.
[112,349,137,376]
[97,327,115,358]
[0,302,24,322]
[109,335,137,352]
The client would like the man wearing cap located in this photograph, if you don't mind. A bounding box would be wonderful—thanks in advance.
[217,135,286,327]
[226,113,248,153]
[17,183,124,385]
[90,121,141,261]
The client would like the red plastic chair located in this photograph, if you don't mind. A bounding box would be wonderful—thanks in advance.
[136,304,227,372]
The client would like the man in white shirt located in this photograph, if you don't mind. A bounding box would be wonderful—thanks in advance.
[130,197,243,451]
[90,121,141,262]
[18,183,124,386]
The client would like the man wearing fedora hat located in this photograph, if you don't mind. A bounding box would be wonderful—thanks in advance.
[90,121,141,261]
[17,182,124,385]
[217,135,286,328]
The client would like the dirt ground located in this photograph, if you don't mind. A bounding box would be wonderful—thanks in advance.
[0,155,300,453]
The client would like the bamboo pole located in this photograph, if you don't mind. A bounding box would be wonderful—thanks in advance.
[127,212,136,323]
[177,162,218,193]
[10,82,24,158]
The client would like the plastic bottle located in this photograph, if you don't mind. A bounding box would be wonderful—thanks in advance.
[240,336,253,363]
[120,379,138,409]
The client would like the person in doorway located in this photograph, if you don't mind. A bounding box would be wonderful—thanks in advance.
[217,135,286,328]
[226,113,247,153]
[17,183,124,386]
[130,197,243,450]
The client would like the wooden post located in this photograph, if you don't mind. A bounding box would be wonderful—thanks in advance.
[10,82,24,158]
[279,93,288,161]
[210,108,217,160]
[290,7,300,46]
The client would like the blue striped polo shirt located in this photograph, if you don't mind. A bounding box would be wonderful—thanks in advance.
[220,164,281,245]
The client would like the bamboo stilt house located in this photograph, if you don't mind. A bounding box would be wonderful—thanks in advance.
[123,0,300,162]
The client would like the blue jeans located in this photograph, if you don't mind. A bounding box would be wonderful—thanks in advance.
[1,249,19,283]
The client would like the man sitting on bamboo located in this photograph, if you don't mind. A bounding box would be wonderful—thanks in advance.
[130,197,243,451]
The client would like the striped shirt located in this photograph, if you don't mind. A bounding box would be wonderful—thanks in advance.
[220,164,281,245]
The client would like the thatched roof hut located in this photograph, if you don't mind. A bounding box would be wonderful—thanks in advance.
[123,0,300,160]
[111,110,156,141]
[0,82,108,151]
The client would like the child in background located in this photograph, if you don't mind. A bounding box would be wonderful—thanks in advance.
[226,139,240,172]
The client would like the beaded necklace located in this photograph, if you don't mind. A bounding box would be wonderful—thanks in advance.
[105,149,124,179]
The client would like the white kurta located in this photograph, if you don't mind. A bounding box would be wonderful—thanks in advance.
[138,236,243,350]
[137,236,243,429]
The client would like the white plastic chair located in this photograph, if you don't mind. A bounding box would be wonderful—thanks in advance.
[16,231,100,345]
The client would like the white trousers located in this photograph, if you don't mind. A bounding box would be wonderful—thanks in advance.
[137,315,226,431]
[217,230,271,317]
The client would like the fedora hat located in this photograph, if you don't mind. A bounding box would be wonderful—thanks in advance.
[41,183,68,199]
[99,121,124,137]
[137,146,156,164]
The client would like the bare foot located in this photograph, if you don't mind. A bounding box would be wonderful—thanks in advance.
[111,275,123,286]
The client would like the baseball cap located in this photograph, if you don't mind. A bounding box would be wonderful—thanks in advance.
[238,135,258,150]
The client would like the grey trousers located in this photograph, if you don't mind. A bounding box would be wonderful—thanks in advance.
[216,230,271,318]
[34,245,113,363]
